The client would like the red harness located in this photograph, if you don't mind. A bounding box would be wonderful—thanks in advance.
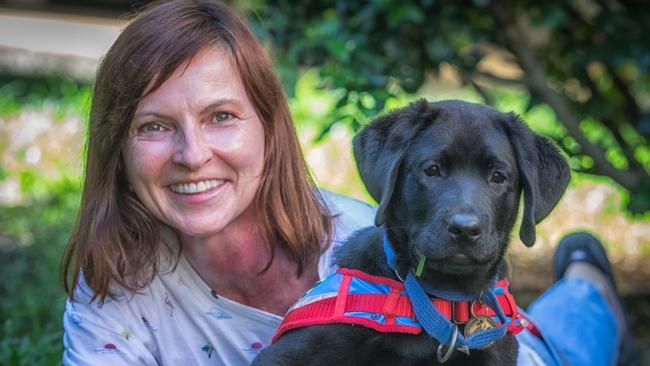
[274,268,540,343]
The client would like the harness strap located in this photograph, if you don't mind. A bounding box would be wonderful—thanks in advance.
[382,287,401,325]
[334,274,352,316]
[273,268,533,344]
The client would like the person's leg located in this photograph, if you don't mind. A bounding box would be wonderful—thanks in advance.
[526,232,638,366]
[563,262,626,339]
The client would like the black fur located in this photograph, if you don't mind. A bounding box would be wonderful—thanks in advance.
[253,100,570,366]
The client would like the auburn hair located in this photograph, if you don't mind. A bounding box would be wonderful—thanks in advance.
[62,0,332,303]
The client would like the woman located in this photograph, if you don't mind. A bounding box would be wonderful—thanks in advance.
[61,0,374,364]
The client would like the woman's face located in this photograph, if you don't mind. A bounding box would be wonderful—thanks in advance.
[123,47,265,239]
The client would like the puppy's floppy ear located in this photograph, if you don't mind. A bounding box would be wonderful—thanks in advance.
[353,99,439,226]
[504,113,570,246]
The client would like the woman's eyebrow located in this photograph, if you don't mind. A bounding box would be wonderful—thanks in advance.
[133,98,243,119]
[132,110,172,120]
[199,98,242,114]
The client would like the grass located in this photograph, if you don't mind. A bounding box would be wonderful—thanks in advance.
[0,177,79,365]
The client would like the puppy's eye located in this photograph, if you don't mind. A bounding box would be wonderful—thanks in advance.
[490,172,507,184]
[424,164,441,177]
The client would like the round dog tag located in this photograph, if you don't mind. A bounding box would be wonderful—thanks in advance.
[464,299,497,348]
[464,315,497,338]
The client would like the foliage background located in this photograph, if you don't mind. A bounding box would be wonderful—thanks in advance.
[253,0,650,215]
[0,1,649,365]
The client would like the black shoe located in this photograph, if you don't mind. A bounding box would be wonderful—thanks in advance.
[553,231,639,366]
[553,232,616,289]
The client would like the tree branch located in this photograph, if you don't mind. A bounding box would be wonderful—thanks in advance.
[605,64,646,138]
[462,75,496,107]
[577,67,645,173]
[490,1,641,190]
[466,70,525,88]
[603,119,646,173]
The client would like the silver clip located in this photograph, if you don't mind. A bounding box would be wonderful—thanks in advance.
[436,324,459,363]
[393,269,405,282]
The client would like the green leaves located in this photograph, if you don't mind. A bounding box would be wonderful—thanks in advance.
[0,75,91,119]
[254,0,650,213]
[0,175,80,365]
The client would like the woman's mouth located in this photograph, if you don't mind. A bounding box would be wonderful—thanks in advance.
[170,179,224,194]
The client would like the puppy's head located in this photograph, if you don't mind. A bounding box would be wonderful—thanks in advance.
[353,99,570,290]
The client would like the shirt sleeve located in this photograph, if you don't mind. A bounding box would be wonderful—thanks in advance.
[317,190,377,277]
[319,189,376,241]
[62,280,159,366]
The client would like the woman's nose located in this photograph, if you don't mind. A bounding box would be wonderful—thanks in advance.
[172,126,212,170]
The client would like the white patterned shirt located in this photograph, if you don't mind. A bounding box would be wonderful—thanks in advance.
[62,191,376,365]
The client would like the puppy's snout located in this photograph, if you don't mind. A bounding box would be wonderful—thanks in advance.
[448,214,482,244]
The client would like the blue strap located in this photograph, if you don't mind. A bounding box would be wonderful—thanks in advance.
[480,287,507,323]
[422,284,476,302]
[383,234,508,352]
[405,271,507,349]
[383,237,397,269]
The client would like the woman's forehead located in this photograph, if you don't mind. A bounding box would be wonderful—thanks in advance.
[138,46,230,94]
[135,47,247,115]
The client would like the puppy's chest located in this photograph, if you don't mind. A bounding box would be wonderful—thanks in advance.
[352,331,516,366]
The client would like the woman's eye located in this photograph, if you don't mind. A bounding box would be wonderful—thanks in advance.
[213,112,234,123]
[490,171,507,184]
[138,122,165,134]
[424,164,441,177]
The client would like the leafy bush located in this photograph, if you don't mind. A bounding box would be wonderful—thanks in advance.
[0,74,86,365]
[0,175,80,365]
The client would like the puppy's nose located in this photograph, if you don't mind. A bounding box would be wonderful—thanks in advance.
[448,214,482,243]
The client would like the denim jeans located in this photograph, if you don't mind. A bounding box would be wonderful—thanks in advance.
[517,278,619,366]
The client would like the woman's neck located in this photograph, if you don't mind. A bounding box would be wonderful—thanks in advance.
[179,210,319,315]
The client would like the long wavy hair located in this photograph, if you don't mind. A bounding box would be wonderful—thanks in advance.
[62,0,332,304]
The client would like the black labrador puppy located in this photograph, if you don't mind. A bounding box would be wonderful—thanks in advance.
[254,100,570,366]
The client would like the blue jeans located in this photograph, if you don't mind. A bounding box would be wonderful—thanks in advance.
[516,278,619,366]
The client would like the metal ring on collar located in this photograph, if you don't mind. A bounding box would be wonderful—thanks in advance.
[393,269,405,282]
[436,324,459,363]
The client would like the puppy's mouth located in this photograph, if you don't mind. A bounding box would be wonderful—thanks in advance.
[430,254,480,274]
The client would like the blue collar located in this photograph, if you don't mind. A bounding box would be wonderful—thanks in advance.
[383,234,508,362]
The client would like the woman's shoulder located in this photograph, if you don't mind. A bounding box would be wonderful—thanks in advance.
[63,260,205,360]
[65,257,193,325]
[65,271,154,321]
[316,190,376,278]
[318,189,376,228]
[63,266,196,364]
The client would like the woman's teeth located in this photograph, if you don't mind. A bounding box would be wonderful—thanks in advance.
[170,179,224,194]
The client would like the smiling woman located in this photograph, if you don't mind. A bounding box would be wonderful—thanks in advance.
[60,1,375,365]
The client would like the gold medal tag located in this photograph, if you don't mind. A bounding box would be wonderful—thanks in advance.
[463,300,497,349]
[464,315,497,337]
